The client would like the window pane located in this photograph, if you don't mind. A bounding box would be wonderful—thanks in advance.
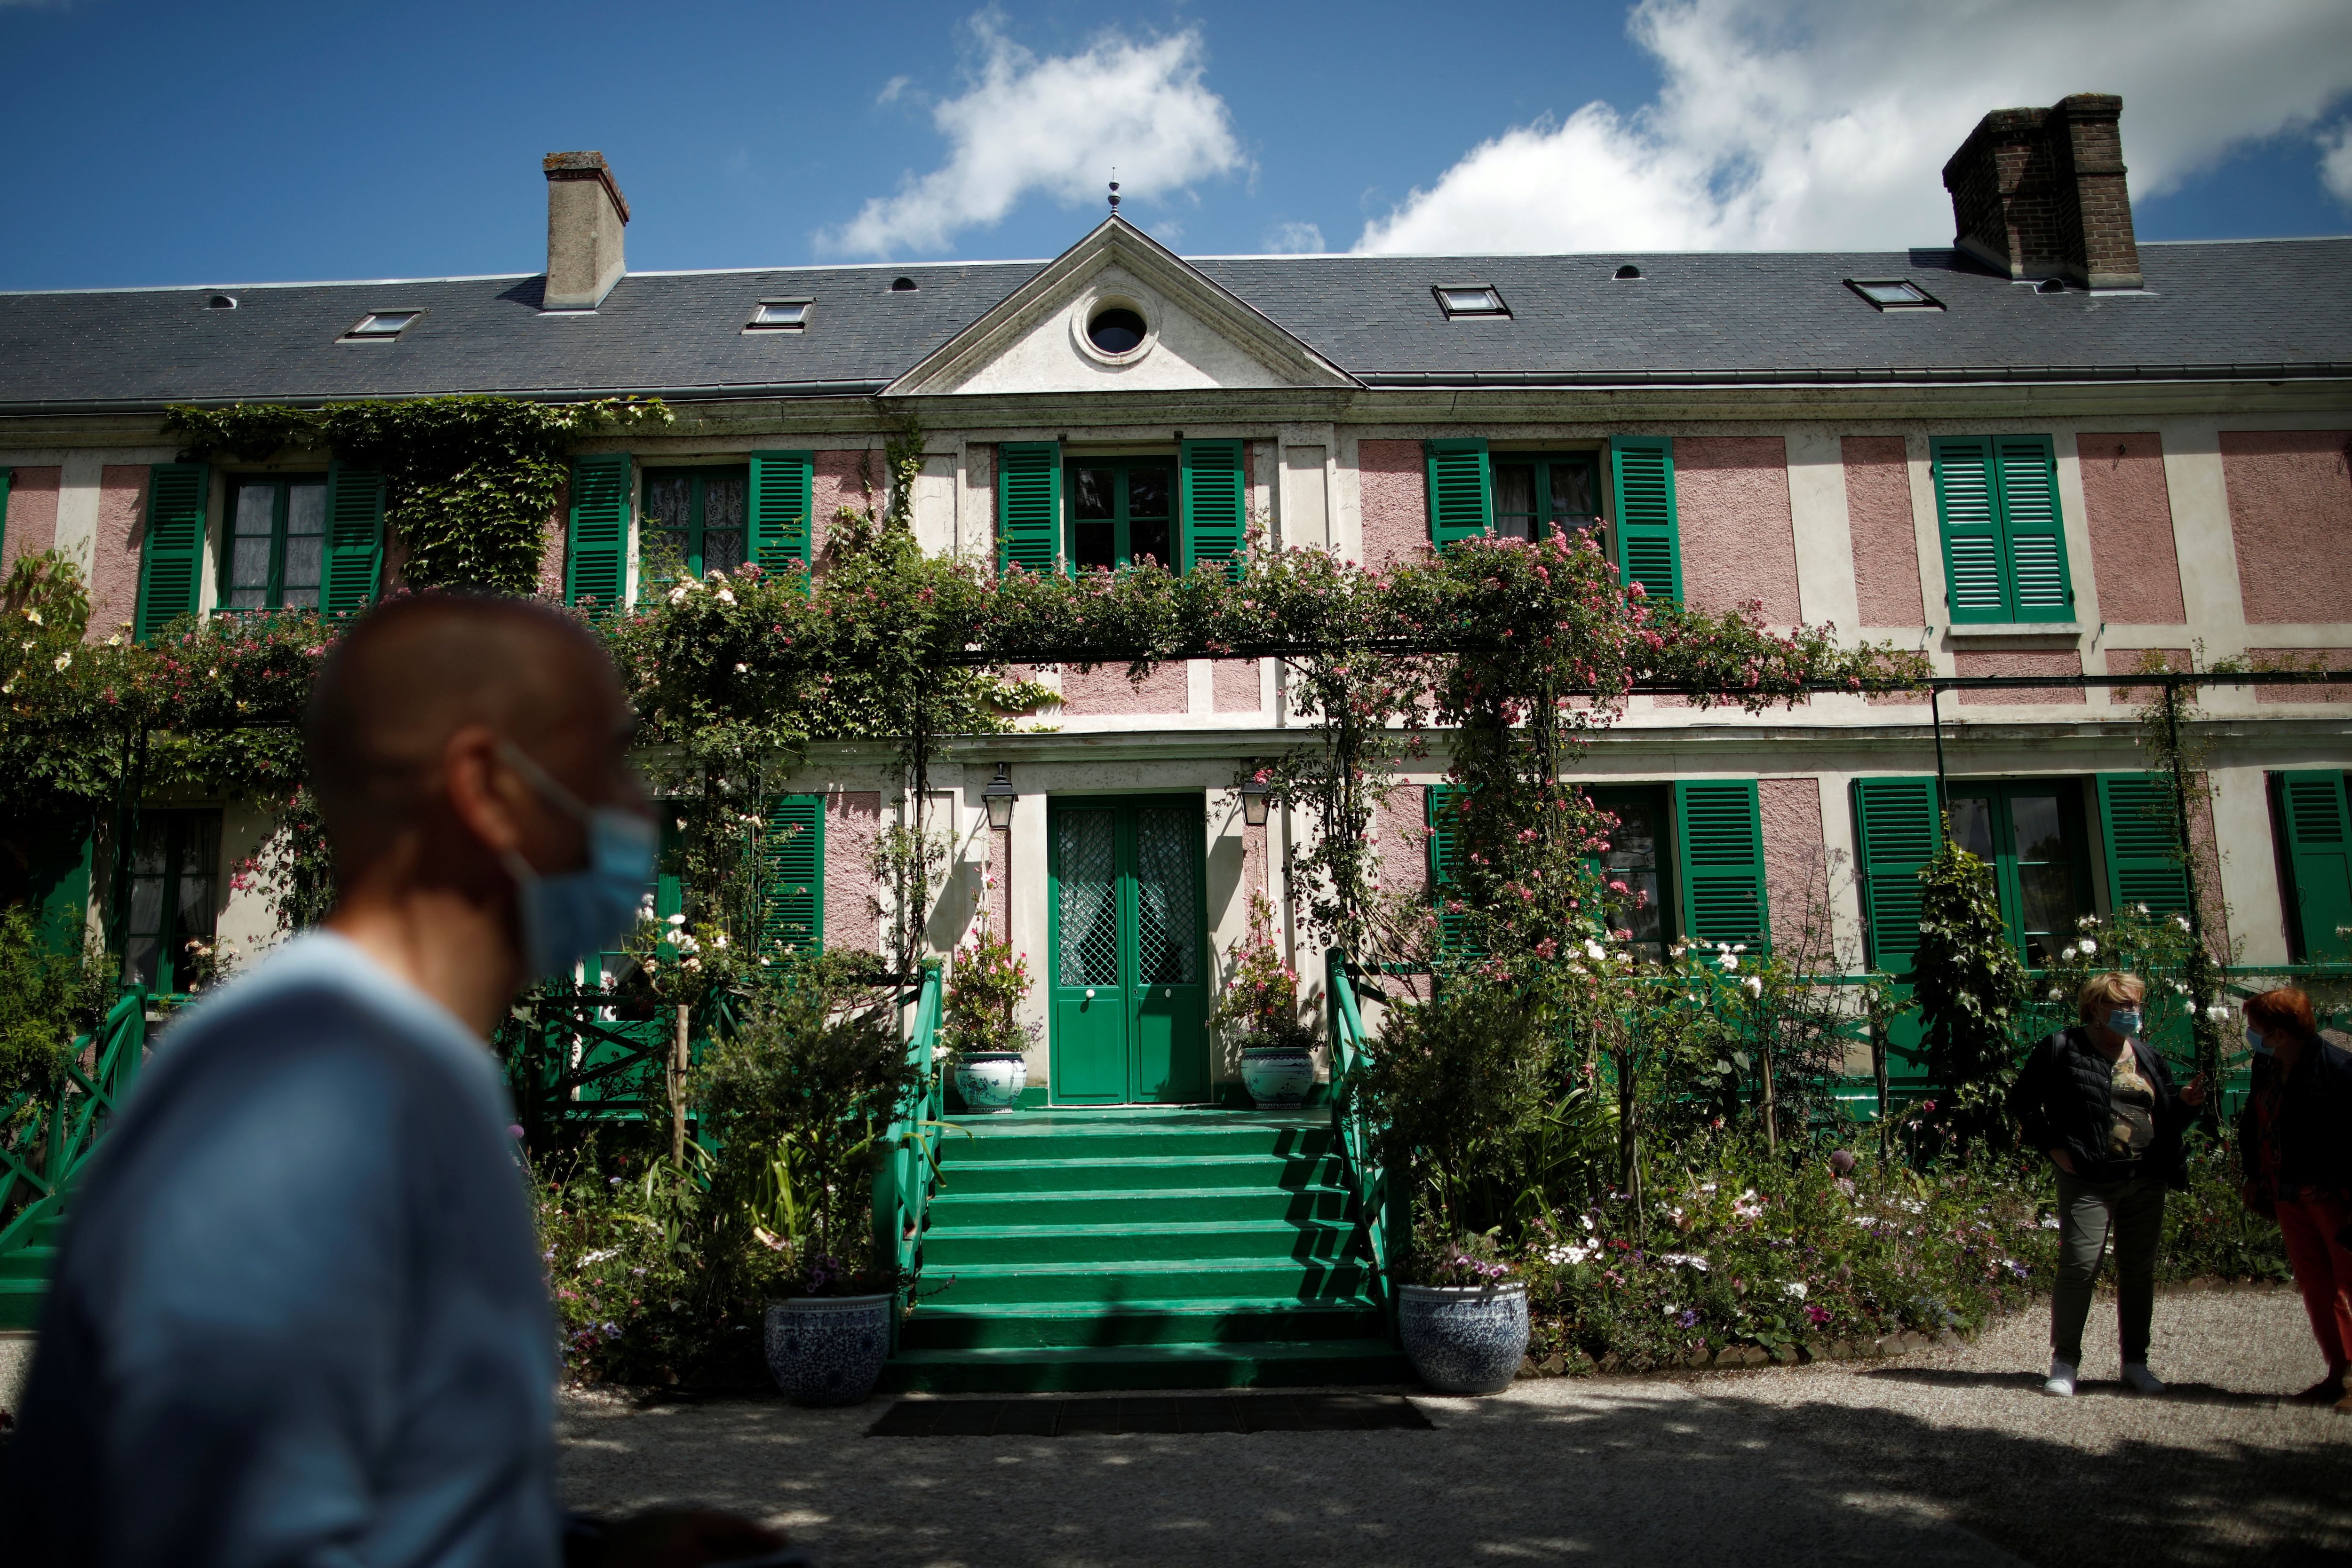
[1549,461,1598,523]
[702,473,748,576]
[1126,467,1170,518]
[1493,462,1536,540]
[1073,520,1116,571]
[2016,862,2078,955]
[231,483,277,539]
[122,935,159,990]
[282,532,324,605]
[2008,793,2067,863]
[283,482,327,537]
[1130,517,1171,568]
[642,474,695,580]
[229,536,274,599]
[1073,468,1114,521]
[1948,796,1995,860]
[1592,791,1667,960]
[644,474,694,532]
[177,814,220,877]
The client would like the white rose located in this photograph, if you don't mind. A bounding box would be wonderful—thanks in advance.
[2078,939,2097,955]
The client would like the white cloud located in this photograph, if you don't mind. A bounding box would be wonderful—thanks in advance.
[821,17,1246,258]
[1357,0,2352,254]
[875,75,913,107]
[1263,221,1326,253]
[2323,123,2352,206]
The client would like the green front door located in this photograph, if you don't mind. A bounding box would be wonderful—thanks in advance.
[1049,796,1209,1105]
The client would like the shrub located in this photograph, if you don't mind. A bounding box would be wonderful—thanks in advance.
[942,917,1036,1059]
[1910,840,2028,1150]
[1208,894,1316,1054]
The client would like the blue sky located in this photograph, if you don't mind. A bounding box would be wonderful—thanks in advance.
[1,0,2348,290]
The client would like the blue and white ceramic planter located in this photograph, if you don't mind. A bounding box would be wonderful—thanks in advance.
[1240,1045,1316,1110]
[953,1051,1028,1113]
[1398,1282,1530,1394]
[764,1294,892,1406]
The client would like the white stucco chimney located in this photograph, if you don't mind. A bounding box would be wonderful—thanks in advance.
[542,151,629,310]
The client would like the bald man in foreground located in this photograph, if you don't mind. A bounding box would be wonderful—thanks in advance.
[3,597,785,1568]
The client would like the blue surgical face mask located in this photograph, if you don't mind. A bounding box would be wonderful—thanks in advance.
[496,741,657,978]
[2106,1007,2143,1038]
[2247,1027,2273,1057]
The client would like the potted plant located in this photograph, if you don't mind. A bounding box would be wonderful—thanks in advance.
[942,917,1036,1113]
[1358,980,1546,1392]
[693,953,922,1405]
[1211,895,1319,1109]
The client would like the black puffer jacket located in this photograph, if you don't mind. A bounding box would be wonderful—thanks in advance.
[2236,1037,2352,1197]
[2009,1026,2192,1189]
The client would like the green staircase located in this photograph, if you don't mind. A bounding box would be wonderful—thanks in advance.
[882,1109,1407,1393]
[0,1210,65,1330]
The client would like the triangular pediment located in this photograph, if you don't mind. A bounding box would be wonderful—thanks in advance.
[884,217,1358,396]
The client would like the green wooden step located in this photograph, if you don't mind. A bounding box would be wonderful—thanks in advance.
[940,1152,1343,1195]
[0,1245,58,1283]
[927,1185,1352,1227]
[901,1298,1383,1351]
[0,1276,50,1330]
[919,1256,1373,1307]
[878,1339,1411,1394]
[939,1114,1332,1164]
[921,1217,1358,1267]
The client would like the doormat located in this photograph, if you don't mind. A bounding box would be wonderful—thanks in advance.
[867,1392,1431,1437]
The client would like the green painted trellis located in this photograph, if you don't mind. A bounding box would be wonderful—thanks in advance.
[0,990,146,1329]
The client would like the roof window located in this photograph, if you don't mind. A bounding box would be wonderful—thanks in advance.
[890,276,918,292]
[1434,285,1509,319]
[205,293,238,310]
[1845,278,1943,312]
[2036,277,2069,294]
[343,310,421,340]
[1613,264,1643,280]
[746,300,810,331]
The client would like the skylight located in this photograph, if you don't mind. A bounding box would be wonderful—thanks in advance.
[344,310,421,339]
[1613,264,1643,280]
[747,300,810,331]
[1434,285,1509,319]
[1845,278,1943,312]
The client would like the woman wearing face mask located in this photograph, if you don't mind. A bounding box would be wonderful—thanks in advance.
[2237,988,2352,1409]
[2010,972,2206,1397]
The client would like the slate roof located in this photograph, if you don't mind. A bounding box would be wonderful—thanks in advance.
[2,238,2346,412]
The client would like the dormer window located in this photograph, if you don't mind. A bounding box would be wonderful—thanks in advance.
[1845,278,1943,312]
[1434,285,1509,319]
[343,310,421,340]
[747,300,810,331]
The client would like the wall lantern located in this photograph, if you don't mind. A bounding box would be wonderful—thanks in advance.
[983,762,1018,830]
[1238,765,1271,828]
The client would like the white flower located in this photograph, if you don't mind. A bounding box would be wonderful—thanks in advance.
[52,652,72,672]
[24,609,40,626]
[682,957,701,972]
[2172,914,2191,932]
[2040,1216,2061,1230]
[666,912,687,927]
[1658,1252,1709,1271]
[668,585,690,604]
[2078,938,2097,955]
[2058,944,2077,960]
[715,588,736,604]
[1580,1212,1597,1231]
[106,634,121,648]
[2206,1004,2231,1022]
[673,933,700,955]
[1743,976,1763,996]
[2133,903,2149,916]
[1732,944,1748,953]
[757,956,771,966]
[734,662,749,673]
[1584,938,1608,962]
[1717,952,1740,972]
[712,932,728,949]
[578,1247,619,1267]
[1781,1281,1808,1300]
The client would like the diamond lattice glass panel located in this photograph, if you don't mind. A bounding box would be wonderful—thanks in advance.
[1057,812,1120,987]
[1134,808,1198,984]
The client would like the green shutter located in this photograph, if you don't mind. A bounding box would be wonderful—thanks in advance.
[1180,439,1247,578]
[655,811,685,926]
[1675,780,1769,950]
[319,461,385,616]
[1424,438,1491,551]
[1931,436,2006,623]
[2096,772,2191,919]
[2275,770,2352,962]
[1853,777,1941,975]
[996,441,1062,574]
[134,462,208,641]
[759,793,825,954]
[1427,784,1469,953]
[1608,436,1681,604]
[565,453,632,611]
[1993,436,2072,621]
[749,450,814,571]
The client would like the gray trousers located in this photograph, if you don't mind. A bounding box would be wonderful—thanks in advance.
[2050,1168,2167,1365]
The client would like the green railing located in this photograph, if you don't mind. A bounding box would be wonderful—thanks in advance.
[872,960,946,1347]
[0,988,147,1327]
[1326,948,1403,1339]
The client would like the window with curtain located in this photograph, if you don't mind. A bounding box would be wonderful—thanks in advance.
[1489,453,1602,544]
[1946,781,2093,965]
[641,466,749,587]
[121,810,220,994]
[1586,785,1674,963]
[222,476,327,611]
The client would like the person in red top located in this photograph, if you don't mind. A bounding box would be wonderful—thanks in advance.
[2238,987,2352,1410]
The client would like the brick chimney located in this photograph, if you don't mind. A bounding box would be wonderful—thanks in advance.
[542,151,629,310]
[1940,94,2141,290]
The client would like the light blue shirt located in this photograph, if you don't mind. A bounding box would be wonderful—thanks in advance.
[3,933,560,1568]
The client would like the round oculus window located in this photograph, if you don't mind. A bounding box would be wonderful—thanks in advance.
[1086,306,1148,355]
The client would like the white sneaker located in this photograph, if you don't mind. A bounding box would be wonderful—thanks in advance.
[2122,1362,2167,1396]
[2044,1359,2078,1397]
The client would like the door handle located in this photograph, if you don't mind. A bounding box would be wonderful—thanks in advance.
[1084,988,1096,999]
[1163,987,1172,998]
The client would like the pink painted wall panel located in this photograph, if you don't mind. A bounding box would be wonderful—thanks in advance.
[986,825,1010,939]
[536,478,568,600]
[1374,785,1430,905]
[1674,436,1800,621]
[1358,440,1426,570]
[2249,649,2352,702]
[1842,437,1923,627]
[812,449,875,570]
[2222,430,2352,624]
[825,791,881,956]
[2,466,62,579]
[1954,648,2082,705]
[1212,659,1261,713]
[2077,433,2185,624]
[1758,777,1828,956]
[90,466,149,643]
[1241,819,1268,908]
[2105,647,2192,705]
[1060,661,1187,714]
[2188,789,2230,954]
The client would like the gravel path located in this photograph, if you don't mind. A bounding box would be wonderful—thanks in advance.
[558,1286,2350,1568]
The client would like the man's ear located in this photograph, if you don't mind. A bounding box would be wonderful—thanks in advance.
[442,723,530,857]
